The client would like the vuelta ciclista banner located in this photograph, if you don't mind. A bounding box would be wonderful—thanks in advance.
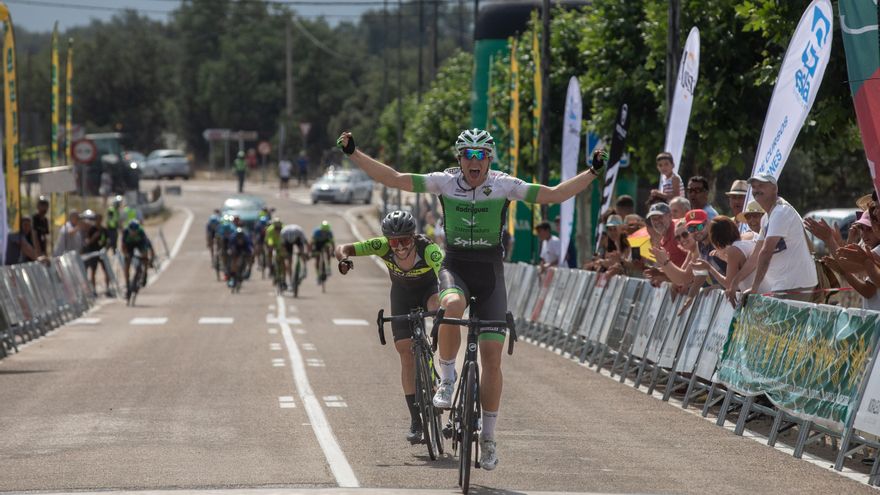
[744,0,833,207]
[839,0,880,200]
[559,76,581,266]
[715,295,880,429]
[663,26,699,177]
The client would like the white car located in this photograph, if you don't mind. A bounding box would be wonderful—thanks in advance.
[310,170,373,204]
[142,149,191,180]
[803,208,859,256]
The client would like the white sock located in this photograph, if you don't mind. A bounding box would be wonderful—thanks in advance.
[438,358,456,382]
[481,410,499,441]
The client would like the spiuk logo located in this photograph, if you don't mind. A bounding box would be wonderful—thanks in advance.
[371,239,382,250]
[430,250,442,263]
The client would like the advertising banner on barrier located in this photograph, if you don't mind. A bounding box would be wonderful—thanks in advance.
[559,76,581,266]
[694,300,737,381]
[529,268,555,322]
[663,26,699,176]
[854,350,880,437]
[839,0,880,200]
[716,295,880,428]
[676,291,721,373]
[744,0,833,208]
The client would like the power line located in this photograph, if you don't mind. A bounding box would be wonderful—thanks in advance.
[7,0,172,15]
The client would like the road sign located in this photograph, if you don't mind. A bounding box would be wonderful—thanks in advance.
[202,128,231,141]
[299,122,312,138]
[71,139,97,163]
[258,140,271,156]
[231,130,258,141]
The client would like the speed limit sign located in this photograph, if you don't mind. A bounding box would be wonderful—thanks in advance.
[72,139,97,163]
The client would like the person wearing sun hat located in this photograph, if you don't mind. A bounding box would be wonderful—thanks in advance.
[728,172,816,302]
[724,179,749,219]
[735,200,765,238]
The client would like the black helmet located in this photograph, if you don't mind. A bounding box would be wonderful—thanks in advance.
[381,210,416,238]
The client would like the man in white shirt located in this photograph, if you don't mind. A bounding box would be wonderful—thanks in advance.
[742,173,817,301]
[536,221,561,272]
[278,158,293,196]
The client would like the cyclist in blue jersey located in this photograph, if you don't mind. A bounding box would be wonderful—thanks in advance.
[206,209,222,260]
[227,227,254,287]
[121,220,154,301]
[311,220,335,280]
[338,128,606,470]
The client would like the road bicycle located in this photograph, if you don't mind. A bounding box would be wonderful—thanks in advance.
[127,249,149,306]
[377,307,445,460]
[291,252,308,298]
[316,245,332,293]
[431,302,516,494]
[228,253,249,294]
[272,250,287,295]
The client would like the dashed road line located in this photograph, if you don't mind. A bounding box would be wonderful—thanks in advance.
[332,318,369,326]
[129,317,168,326]
[323,395,348,408]
[270,343,283,351]
[277,295,358,487]
[268,328,279,335]
[301,343,316,351]
[294,328,307,335]
[198,317,234,325]
[307,358,325,367]
[272,358,286,368]
[71,317,101,325]
[279,396,297,408]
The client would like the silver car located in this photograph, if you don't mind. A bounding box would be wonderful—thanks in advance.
[143,149,192,180]
[310,170,373,204]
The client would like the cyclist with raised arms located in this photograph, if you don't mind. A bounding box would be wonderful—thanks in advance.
[335,210,444,444]
[337,128,605,470]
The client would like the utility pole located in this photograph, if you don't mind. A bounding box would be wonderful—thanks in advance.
[432,0,439,77]
[666,0,680,126]
[417,0,424,102]
[538,0,551,189]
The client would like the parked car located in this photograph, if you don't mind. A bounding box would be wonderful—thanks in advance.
[221,194,266,231]
[803,208,860,256]
[310,169,373,204]
[143,149,191,180]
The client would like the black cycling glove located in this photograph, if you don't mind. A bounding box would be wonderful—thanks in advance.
[591,148,608,171]
[337,134,356,155]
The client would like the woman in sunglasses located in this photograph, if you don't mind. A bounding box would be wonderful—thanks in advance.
[336,128,605,471]
[334,210,444,445]
[650,218,702,289]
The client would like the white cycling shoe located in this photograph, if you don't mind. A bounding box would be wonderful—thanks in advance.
[479,436,498,471]
[432,378,455,409]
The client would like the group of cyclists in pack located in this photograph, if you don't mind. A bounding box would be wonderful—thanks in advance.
[204,207,336,293]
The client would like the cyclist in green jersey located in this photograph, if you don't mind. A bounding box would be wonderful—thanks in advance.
[335,210,444,444]
[338,128,606,470]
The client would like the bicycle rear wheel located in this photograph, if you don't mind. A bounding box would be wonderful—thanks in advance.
[459,362,478,493]
[416,349,439,460]
[293,258,301,298]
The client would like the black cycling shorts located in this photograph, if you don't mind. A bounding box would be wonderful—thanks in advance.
[438,256,507,342]
[389,281,439,342]
[283,239,305,257]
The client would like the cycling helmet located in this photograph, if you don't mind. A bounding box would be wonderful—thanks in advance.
[272,217,282,227]
[127,220,142,231]
[113,195,123,206]
[320,220,331,232]
[381,210,416,238]
[455,128,496,158]
[208,214,221,227]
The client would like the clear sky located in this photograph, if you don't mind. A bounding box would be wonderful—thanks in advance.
[6,0,380,33]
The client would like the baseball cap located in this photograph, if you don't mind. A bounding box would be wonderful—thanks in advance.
[684,209,708,227]
[855,210,872,229]
[646,202,671,218]
[735,201,765,223]
[605,215,623,227]
[725,179,749,196]
[747,173,777,186]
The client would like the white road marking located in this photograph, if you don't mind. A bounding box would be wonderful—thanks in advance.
[323,396,348,408]
[268,328,278,335]
[325,402,348,408]
[332,318,369,326]
[279,396,297,407]
[279,396,295,402]
[294,328,307,335]
[198,317,234,325]
[148,207,195,286]
[267,315,302,325]
[270,343,283,351]
[277,295,358,487]
[307,358,326,367]
[272,358,286,367]
[129,317,168,325]
[302,343,316,351]
[268,304,276,310]
[71,317,101,325]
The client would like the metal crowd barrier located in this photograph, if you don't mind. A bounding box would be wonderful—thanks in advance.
[0,252,96,358]
[505,262,880,485]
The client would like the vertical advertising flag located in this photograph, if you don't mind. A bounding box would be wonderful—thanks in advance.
[559,76,581,266]
[51,23,58,165]
[531,20,541,161]
[663,26,700,178]
[508,39,520,237]
[839,0,880,199]
[745,0,833,206]
[596,103,630,249]
[0,3,19,251]
[65,38,73,165]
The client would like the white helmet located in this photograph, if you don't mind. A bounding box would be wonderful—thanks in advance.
[455,128,496,159]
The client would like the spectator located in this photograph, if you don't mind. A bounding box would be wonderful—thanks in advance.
[692,216,767,293]
[279,157,292,196]
[686,176,719,220]
[736,200,765,236]
[645,190,668,211]
[82,212,111,297]
[724,179,748,218]
[683,209,727,274]
[234,150,247,193]
[645,202,687,267]
[649,218,700,288]
[17,217,40,263]
[536,220,561,272]
[99,170,112,207]
[32,196,50,257]
[624,214,645,236]
[53,210,84,256]
[296,151,309,186]
[732,173,816,302]
[655,151,683,200]
[599,215,631,275]
[669,197,691,220]
[615,195,635,218]
[553,216,577,268]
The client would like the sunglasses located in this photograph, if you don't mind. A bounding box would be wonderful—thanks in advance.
[675,231,690,241]
[687,223,706,233]
[462,148,488,161]
[388,237,414,248]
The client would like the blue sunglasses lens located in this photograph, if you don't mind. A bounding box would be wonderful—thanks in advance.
[464,149,486,160]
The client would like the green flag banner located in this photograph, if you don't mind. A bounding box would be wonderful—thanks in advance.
[716,296,880,429]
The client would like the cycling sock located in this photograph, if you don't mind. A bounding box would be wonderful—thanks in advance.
[438,358,456,382]
[481,410,498,441]
[404,394,419,423]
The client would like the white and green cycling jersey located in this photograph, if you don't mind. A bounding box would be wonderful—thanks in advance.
[412,167,540,259]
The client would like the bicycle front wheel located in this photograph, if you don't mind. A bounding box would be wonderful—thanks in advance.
[459,361,478,493]
[416,349,440,460]
[293,258,301,298]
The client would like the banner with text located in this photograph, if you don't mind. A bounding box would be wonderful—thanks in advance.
[663,26,700,176]
[596,103,629,249]
[559,76,581,266]
[716,295,880,429]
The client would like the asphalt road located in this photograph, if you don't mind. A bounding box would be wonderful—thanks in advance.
[0,178,875,495]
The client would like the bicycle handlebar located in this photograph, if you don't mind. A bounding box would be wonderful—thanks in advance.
[375,309,438,346]
[430,308,518,355]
